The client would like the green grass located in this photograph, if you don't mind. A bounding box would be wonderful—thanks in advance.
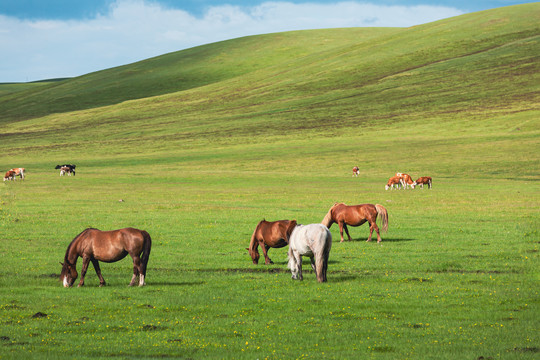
[1,3,539,359]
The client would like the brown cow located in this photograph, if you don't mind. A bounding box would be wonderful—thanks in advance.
[396,172,415,189]
[247,219,297,265]
[385,175,402,190]
[415,176,432,189]
[9,167,25,180]
[3,170,16,181]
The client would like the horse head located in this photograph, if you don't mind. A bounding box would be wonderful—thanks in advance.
[247,247,260,264]
[60,261,78,287]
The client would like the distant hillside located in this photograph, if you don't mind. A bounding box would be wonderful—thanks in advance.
[0,28,398,123]
[0,3,538,125]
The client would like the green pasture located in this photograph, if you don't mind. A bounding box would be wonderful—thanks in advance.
[1,4,539,359]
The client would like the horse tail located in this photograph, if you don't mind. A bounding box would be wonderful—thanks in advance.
[140,230,152,276]
[315,227,332,282]
[287,245,295,270]
[321,207,334,228]
[286,220,297,242]
[375,204,389,233]
[248,221,262,264]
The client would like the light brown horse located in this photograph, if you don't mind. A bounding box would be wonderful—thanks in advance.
[322,203,388,243]
[247,219,297,264]
[60,228,151,287]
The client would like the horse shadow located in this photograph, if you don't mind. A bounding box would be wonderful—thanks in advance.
[347,237,415,243]
[149,281,206,287]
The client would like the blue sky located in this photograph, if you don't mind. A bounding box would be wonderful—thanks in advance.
[0,0,535,82]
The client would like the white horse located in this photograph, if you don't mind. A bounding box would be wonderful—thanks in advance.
[287,224,332,283]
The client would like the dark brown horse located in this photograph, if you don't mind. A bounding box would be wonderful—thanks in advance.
[60,228,151,287]
[247,219,297,264]
[321,203,388,243]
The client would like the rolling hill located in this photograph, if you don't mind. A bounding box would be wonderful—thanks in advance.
[0,3,538,180]
[1,3,538,123]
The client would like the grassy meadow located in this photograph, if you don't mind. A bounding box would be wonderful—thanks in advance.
[1,3,539,359]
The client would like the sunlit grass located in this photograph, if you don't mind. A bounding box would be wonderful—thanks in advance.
[1,4,539,359]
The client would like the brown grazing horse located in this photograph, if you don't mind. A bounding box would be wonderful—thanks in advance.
[322,203,388,243]
[60,228,151,287]
[248,219,297,264]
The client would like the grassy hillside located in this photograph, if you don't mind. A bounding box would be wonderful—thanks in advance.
[0,3,538,125]
[0,3,539,360]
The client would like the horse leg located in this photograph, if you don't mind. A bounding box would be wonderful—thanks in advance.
[78,256,91,287]
[295,252,303,281]
[261,243,273,265]
[129,256,141,286]
[310,256,316,272]
[338,222,345,242]
[91,259,106,287]
[368,222,382,243]
[343,224,352,241]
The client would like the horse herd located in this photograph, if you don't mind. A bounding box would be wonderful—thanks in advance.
[5,164,421,285]
[59,201,388,288]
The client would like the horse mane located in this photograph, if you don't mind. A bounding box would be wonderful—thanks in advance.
[64,228,98,263]
[321,203,344,227]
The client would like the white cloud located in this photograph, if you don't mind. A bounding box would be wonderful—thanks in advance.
[0,0,463,82]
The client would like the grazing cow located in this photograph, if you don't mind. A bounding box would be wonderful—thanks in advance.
[415,176,432,189]
[60,166,75,176]
[3,170,16,181]
[385,175,402,190]
[55,164,76,172]
[9,168,25,180]
[352,166,360,177]
[396,172,415,189]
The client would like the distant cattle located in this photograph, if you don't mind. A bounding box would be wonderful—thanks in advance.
[415,176,432,189]
[352,166,360,177]
[385,175,402,190]
[56,164,76,176]
[59,166,75,176]
[56,164,76,171]
[396,172,415,189]
[3,170,16,181]
[9,167,25,180]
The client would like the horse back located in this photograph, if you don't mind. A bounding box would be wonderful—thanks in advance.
[255,219,296,248]
[335,204,377,225]
[87,228,146,261]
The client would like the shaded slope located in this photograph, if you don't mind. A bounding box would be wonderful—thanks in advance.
[0,3,538,151]
[0,28,398,123]
[2,4,538,127]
